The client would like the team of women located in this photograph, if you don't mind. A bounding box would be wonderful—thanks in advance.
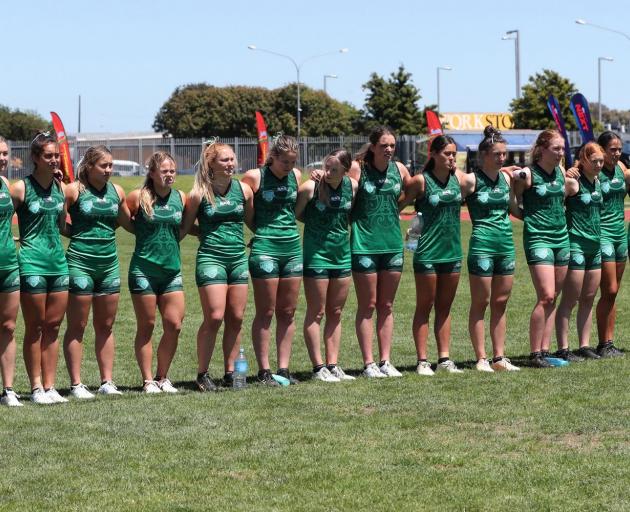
[0,126,625,406]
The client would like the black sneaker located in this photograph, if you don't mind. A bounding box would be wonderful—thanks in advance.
[196,372,217,392]
[530,353,553,368]
[597,341,624,358]
[575,346,601,359]
[257,369,280,387]
[277,368,300,385]
[221,372,234,388]
[554,349,584,362]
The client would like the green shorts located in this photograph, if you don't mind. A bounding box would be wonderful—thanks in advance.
[20,274,69,294]
[568,248,602,270]
[467,254,515,277]
[303,267,351,279]
[249,253,303,279]
[351,252,404,274]
[526,246,570,267]
[196,257,249,286]
[414,260,462,275]
[69,265,120,296]
[0,267,20,293]
[601,240,627,263]
[128,271,183,295]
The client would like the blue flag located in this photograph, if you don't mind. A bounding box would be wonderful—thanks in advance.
[547,94,573,167]
[570,93,595,144]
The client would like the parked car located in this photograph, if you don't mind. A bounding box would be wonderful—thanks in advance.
[113,160,142,177]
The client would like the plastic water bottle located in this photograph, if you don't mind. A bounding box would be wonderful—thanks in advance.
[233,348,248,389]
[405,212,423,251]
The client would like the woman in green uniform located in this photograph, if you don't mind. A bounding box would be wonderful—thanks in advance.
[404,135,474,375]
[513,129,570,368]
[350,127,411,378]
[181,141,254,391]
[11,132,69,404]
[466,127,520,372]
[62,145,133,399]
[555,142,604,360]
[242,135,302,386]
[127,152,185,393]
[0,137,22,406]
[296,149,358,382]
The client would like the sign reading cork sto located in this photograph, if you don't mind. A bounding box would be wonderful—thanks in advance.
[440,112,514,130]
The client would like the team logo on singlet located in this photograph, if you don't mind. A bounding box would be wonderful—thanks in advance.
[535,185,547,197]
[173,211,182,221]
[80,201,93,214]
[393,183,401,194]
[579,193,592,204]
[478,192,489,204]
[364,182,375,194]
[428,194,440,206]
[601,181,611,194]
[29,201,41,213]
[262,190,275,202]
[315,201,326,212]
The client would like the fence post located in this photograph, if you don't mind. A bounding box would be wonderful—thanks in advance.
[7,142,12,180]
[234,137,240,168]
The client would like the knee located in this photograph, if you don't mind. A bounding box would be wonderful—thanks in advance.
[324,305,343,322]
[357,301,376,318]
[473,296,491,312]
[538,294,555,308]
[376,301,394,316]
[490,295,509,311]
[0,319,16,338]
[163,317,183,335]
[276,306,296,324]
[204,315,224,332]
[93,317,114,336]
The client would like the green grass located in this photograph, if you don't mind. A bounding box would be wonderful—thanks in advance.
[1,177,628,511]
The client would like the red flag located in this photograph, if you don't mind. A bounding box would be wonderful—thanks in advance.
[425,110,443,136]
[255,111,268,167]
[50,112,74,182]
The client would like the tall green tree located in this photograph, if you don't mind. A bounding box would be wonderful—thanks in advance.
[509,69,578,130]
[0,105,49,140]
[360,65,425,134]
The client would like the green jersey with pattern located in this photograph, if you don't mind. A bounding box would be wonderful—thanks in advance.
[251,166,301,256]
[522,165,568,248]
[130,189,183,275]
[197,180,245,259]
[415,170,462,263]
[67,182,120,270]
[17,175,67,275]
[0,179,17,271]
[303,176,353,269]
[599,164,626,243]
[351,161,403,254]
[566,174,602,245]
[467,170,514,256]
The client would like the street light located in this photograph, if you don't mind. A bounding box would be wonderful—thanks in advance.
[502,30,521,99]
[576,19,630,41]
[247,45,349,139]
[436,66,452,113]
[598,56,614,124]
[323,74,338,94]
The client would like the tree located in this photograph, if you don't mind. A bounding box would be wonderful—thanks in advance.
[509,69,578,130]
[360,65,425,134]
[0,105,49,140]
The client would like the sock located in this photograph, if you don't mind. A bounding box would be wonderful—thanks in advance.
[492,356,503,363]
[101,381,108,386]
[438,357,449,364]
[418,359,427,363]
[71,382,80,387]
[197,372,207,380]
[530,351,541,358]
[313,364,325,373]
[326,364,337,371]
[154,375,162,382]
[379,360,386,366]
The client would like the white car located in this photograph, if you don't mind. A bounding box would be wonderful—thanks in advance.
[113,160,142,177]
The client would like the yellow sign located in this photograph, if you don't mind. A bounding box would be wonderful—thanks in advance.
[440,113,514,131]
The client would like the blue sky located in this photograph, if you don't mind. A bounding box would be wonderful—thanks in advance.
[4,0,629,133]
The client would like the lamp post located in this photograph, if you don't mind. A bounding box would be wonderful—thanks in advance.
[598,56,614,124]
[502,30,521,99]
[576,19,630,41]
[323,74,338,94]
[436,66,452,113]
[247,46,349,139]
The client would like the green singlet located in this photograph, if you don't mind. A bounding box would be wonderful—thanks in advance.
[414,170,462,264]
[129,189,183,276]
[303,176,353,270]
[17,175,67,276]
[599,164,626,242]
[67,182,120,273]
[0,178,17,272]
[522,164,568,249]
[350,161,403,254]
[566,174,602,247]
[250,166,301,257]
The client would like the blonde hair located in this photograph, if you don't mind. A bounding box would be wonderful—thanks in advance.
[76,145,111,193]
[192,141,235,206]
[531,129,563,164]
[265,134,298,166]
[140,151,176,218]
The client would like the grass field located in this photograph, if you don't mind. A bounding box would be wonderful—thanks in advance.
[1,176,628,511]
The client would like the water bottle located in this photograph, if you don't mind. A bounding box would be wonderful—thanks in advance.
[405,212,423,251]
[233,348,248,389]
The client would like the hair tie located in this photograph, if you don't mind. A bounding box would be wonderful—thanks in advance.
[270,132,284,146]
[202,136,219,147]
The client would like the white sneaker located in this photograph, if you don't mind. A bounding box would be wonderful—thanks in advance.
[328,365,356,381]
[475,359,494,373]
[98,381,123,395]
[70,383,95,399]
[313,367,341,383]
[157,378,178,393]
[1,390,23,407]
[45,388,69,403]
[143,380,162,394]
[362,362,386,378]
[491,357,520,372]
[416,361,435,376]
[31,387,53,405]
[436,359,464,374]
[379,360,403,377]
